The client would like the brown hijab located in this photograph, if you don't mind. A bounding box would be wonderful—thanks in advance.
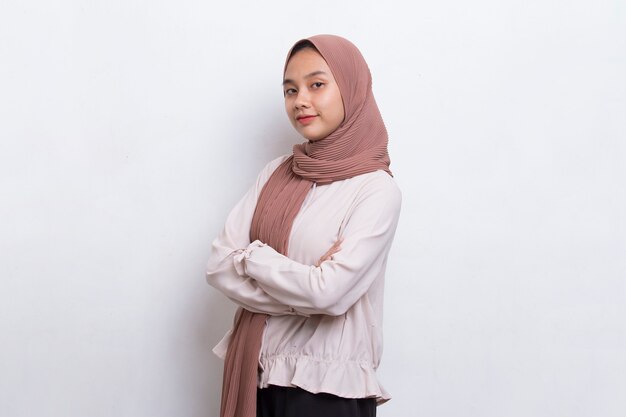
[219,34,392,417]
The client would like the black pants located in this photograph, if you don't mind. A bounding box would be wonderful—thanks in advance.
[257,385,376,417]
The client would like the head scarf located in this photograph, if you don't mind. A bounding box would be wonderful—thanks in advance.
[220,34,392,417]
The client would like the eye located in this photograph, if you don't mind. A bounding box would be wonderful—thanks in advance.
[312,82,324,88]
[284,88,296,96]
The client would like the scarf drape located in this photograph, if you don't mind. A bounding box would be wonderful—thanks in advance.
[219,34,393,417]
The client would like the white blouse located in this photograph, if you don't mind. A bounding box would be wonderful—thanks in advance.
[205,154,402,404]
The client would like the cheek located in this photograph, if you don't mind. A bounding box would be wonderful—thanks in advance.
[336,98,345,121]
[320,91,343,118]
[330,92,345,123]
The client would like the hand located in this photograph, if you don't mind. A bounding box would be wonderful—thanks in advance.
[315,237,344,267]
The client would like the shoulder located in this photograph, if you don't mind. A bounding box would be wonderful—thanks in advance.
[353,170,402,211]
[255,153,291,188]
[339,170,402,234]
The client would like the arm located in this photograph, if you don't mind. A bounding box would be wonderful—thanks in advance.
[240,174,402,316]
[205,155,303,316]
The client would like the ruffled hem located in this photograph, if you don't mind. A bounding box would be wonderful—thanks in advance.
[259,353,391,406]
[212,328,232,360]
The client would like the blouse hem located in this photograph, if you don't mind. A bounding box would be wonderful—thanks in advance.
[258,353,391,406]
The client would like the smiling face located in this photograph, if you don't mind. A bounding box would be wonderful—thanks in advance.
[283,47,345,142]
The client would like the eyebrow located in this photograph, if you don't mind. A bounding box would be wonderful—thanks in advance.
[282,70,328,86]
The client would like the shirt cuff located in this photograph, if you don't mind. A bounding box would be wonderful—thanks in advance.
[232,239,267,276]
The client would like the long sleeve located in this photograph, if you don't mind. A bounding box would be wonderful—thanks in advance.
[240,173,402,316]
[205,154,301,316]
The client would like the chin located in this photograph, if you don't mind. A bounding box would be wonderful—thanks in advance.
[297,130,318,141]
[304,131,323,141]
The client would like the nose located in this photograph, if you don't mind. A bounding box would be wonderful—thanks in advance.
[294,89,311,109]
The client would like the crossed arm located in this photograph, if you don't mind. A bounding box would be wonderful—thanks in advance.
[205,160,401,317]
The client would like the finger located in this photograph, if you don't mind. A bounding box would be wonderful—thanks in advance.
[329,241,342,252]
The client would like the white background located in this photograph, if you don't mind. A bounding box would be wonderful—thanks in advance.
[1,1,624,416]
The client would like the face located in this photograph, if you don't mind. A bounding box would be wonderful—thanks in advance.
[283,48,345,142]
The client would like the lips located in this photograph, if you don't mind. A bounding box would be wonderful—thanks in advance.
[296,115,317,124]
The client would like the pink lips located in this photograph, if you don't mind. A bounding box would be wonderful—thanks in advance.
[297,115,316,125]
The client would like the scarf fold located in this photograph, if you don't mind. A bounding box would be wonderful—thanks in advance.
[219,34,393,417]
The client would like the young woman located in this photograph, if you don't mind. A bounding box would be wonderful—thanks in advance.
[205,34,402,417]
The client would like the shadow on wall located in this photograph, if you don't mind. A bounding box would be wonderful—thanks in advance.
[199,288,237,416]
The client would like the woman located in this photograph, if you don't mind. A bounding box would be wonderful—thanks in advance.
[205,34,402,417]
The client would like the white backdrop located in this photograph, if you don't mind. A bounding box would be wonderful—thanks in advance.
[1,1,624,416]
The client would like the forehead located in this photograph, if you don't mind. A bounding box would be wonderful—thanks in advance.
[284,48,333,80]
